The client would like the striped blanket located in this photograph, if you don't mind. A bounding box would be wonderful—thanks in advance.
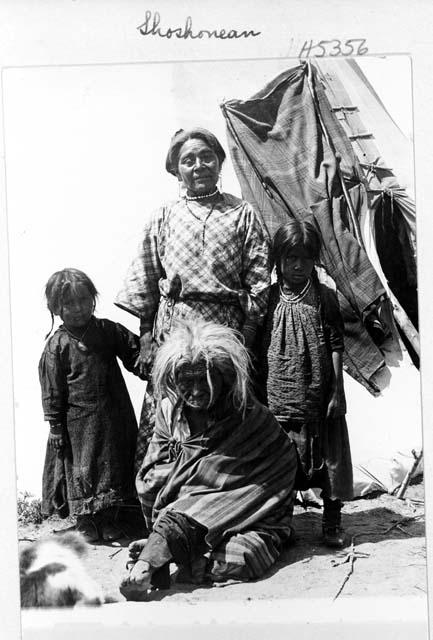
[136,397,297,580]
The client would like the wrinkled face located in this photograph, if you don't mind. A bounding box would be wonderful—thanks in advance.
[61,284,94,330]
[177,138,220,196]
[175,361,223,411]
[281,247,315,289]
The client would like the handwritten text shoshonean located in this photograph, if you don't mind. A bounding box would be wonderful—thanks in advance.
[137,11,261,40]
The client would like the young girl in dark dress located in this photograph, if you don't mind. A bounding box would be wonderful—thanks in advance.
[260,220,353,548]
[39,268,144,543]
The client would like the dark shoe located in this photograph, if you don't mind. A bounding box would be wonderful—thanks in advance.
[322,525,348,548]
[322,497,348,548]
[76,515,100,543]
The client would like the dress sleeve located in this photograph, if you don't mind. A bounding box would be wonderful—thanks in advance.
[38,342,67,424]
[239,203,271,325]
[114,207,165,333]
[111,322,146,379]
[320,284,345,352]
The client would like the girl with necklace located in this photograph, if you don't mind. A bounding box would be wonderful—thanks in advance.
[259,219,353,548]
[39,268,145,543]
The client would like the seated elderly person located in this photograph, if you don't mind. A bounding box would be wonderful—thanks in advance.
[120,321,297,600]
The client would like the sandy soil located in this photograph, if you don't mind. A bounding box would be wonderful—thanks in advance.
[17,483,426,604]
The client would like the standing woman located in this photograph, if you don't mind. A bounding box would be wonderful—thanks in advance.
[115,128,271,457]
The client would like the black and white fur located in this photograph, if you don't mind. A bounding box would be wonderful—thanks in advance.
[20,532,104,607]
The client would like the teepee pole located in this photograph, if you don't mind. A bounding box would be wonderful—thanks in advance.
[305,62,365,249]
[396,449,423,500]
[388,291,420,356]
[306,61,420,357]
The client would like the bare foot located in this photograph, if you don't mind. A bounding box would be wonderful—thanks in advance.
[119,560,153,601]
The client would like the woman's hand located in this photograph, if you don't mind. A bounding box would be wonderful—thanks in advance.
[126,559,152,588]
[120,558,153,601]
[128,539,148,562]
[326,387,345,420]
[137,331,156,377]
[327,350,346,420]
[48,431,64,450]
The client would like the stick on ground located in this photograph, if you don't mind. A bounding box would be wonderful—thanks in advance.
[332,537,370,600]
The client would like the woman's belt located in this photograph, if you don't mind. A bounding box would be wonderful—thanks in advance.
[162,291,241,307]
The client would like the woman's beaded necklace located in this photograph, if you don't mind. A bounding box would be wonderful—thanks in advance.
[280,278,312,303]
[184,187,219,201]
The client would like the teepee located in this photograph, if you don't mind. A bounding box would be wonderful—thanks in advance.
[221,59,421,496]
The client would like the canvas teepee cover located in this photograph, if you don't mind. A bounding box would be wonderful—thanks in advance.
[221,59,421,496]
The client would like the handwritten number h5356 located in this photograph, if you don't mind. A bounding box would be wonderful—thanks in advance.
[298,38,368,58]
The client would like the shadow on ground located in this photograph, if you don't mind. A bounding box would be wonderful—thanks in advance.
[17,484,425,603]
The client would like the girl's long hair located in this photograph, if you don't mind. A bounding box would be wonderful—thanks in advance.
[153,320,251,415]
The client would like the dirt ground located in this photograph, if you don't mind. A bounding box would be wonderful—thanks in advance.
[17,482,426,604]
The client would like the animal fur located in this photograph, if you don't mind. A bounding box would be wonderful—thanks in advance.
[19,532,104,607]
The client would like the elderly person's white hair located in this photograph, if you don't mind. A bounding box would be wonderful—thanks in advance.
[152,320,252,414]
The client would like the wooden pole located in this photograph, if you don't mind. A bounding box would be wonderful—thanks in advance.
[396,449,423,500]
[389,291,420,357]
[307,61,420,357]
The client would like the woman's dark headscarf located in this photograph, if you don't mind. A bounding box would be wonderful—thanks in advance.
[165,127,226,176]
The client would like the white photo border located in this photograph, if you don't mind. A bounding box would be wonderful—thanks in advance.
[1,1,432,638]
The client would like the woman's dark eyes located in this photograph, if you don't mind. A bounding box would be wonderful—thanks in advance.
[181,155,214,165]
